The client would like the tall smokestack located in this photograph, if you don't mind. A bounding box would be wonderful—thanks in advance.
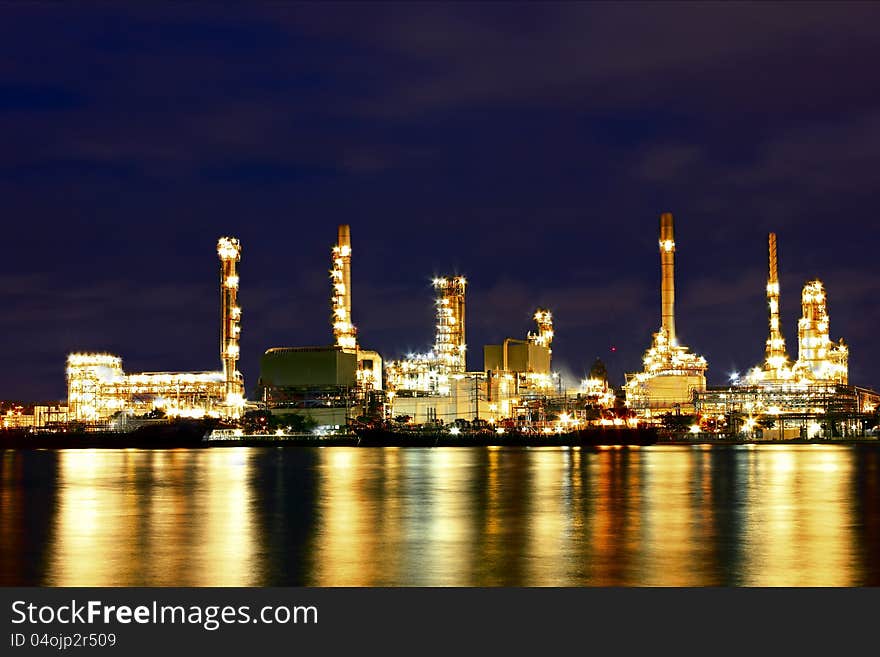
[217,237,242,401]
[765,233,788,368]
[331,224,357,351]
[659,213,676,345]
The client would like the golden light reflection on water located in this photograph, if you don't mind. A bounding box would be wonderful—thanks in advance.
[525,448,576,585]
[45,448,258,586]
[309,448,374,586]
[639,446,737,586]
[420,449,477,585]
[189,449,258,586]
[0,445,875,586]
[739,446,857,586]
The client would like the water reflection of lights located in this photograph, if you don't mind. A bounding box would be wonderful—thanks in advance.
[740,446,857,586]
[525,449,570,585]
[47,448,259,586]
[5,444,869,586]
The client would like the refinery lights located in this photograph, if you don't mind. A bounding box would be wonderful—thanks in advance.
[744,235,848,388]
[66,237,246,422]
[331,225,358,352]
[386,274,468,394]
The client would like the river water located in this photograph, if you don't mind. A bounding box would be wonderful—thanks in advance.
[1,445,878,586]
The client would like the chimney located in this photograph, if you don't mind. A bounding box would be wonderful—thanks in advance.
[659,213,676,345]
[217,236,242,400]
[331,224,356,350]
[765,233,788,368]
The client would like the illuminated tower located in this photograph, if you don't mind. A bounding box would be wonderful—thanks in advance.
[433,276,466,373]
[529,308,554,353]
[764,233,790,372]
[218,237,244,405]
[795,280,848,384]
[625,212,707,416]
[331,224,357,351]
[659,212,676,345]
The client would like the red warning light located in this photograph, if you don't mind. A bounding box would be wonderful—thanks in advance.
[611,346,617,352]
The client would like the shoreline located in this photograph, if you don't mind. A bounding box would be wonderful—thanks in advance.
[2,429,878,449]
[658,437,880,446]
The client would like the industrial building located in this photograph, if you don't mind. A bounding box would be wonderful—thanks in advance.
[1,403,69,430]
[65,237,246,424]
[257,225,383,425]
[258,346,357,426]
[695,233,877,438]
[484,308,557,400]
[386,293,566,425]
[625,213,708,417]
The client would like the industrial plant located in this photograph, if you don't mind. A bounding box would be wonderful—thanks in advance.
[1,211,875,441]
[621,213,876,438]
[258,225,567,429]
[63,237,245,426]
[693,233,877,439]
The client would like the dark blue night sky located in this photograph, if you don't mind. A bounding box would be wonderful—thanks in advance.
[2,3,879,400]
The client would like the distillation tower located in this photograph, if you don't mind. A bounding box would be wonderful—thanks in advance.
[764,233,791,376]
[433,276,467,374]
[625,213,707,416]
[743,232,794,384]
[385,275,468,395]
[331,224,357,351]
[218,236,244,406]
[794,280,848,384]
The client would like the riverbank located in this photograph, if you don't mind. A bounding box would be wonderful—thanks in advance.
[3,426,877,449]
[659,436,880,446]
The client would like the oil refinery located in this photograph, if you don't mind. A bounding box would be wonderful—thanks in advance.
[2,213,877,441]
[694,232,875,439]
[64,237,245,426]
